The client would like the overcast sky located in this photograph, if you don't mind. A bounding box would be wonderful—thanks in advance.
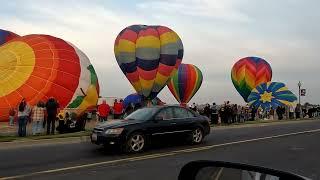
[1,0,319,105]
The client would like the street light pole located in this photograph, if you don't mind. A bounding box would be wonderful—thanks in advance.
[298,81,302,105]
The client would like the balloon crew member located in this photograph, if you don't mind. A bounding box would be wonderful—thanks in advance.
[97,100,110,122]
[113,99,123,119]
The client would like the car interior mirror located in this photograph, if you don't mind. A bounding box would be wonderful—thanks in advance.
[178,161,308,180]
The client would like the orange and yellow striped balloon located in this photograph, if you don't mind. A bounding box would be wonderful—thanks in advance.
[0,33,99,121]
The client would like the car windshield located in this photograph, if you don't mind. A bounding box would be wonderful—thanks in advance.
[124,107,159,121]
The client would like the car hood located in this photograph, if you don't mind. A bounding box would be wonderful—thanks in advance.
[96,119,144,129]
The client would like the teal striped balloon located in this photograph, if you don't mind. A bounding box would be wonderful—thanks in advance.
[248,82,297,110]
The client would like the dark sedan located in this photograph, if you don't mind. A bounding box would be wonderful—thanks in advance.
[91,105,211,153]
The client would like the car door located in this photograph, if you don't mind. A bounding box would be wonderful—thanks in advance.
[148,107,177,138]
[171,107,197,134]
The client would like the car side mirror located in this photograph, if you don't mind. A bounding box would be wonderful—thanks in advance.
[153,116,163,122]
[178,161,308,180]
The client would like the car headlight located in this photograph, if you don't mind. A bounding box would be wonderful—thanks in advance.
[105,128,124,135]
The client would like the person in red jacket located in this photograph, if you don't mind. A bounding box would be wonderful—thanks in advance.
[97,100,110,122]
[113,99,124,119]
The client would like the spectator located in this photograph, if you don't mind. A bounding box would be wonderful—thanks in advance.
[124,103,135,117]
[8,108,16,126]
[232,104,238,123]
[204,104,211,118]
[31,101,46,135]
[210,103,218,124]
[295,104,302,119]
[191,103,197,112]
[17,98,31,137]
[97,100,110,122]
[269,108,275,120]
[250,107,257,121]
[289,105,295,119]
[46,97,59,135]
[113,99,124,119]
[276,106,283,120]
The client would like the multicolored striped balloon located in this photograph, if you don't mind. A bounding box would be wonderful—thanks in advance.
[231,57,272,102]
[0,29,20,45]
[248,82,297,110]
[114,25,184,100]
[0,33,99,121]
[167,64,203,105]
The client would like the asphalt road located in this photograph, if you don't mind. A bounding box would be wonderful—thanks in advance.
[1,120,320,180]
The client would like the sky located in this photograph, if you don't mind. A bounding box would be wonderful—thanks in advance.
[1,0,319,105]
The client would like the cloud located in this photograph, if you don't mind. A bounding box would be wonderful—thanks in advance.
[136,0,251,23]
[1,0,319,105]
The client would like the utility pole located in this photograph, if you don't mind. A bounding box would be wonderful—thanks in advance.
[298,81,302,105]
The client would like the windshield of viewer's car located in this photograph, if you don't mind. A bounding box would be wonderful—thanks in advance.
[124,107,159,121]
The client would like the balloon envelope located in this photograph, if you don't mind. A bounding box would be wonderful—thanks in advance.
[123,93,142,108]
[167,64,203,104]
[114,25,183,100]
[231,57,272,102]
[123,93,163,108]
[0,29,20,45]
[0,34,99,121]
[248,82,297,110]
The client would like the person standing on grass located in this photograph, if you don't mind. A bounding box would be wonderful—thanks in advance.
[45,97,59,135]
[17,98,31,137]
[8,108,16,126]
[31,101,46,135]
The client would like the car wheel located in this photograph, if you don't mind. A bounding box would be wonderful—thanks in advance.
[124,132,146,153]
[190,128,203,144]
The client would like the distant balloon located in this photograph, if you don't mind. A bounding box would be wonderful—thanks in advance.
[123,93,164,108]
[0,29,20,45]
[248,82,297,110]
[114,25,184,100]
[231,57,272,102]
[0,34,99,121]
[123,93,142,108]
[167,64,203,105]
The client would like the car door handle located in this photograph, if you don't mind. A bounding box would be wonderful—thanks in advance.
[171,122,177,125]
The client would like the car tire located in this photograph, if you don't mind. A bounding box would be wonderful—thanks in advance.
[189,128,204,144]
[123,132,146,153]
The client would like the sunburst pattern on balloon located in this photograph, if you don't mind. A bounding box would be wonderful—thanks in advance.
[248,82,297,110]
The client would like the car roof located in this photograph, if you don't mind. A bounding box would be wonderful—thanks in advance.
[143,105,187,109]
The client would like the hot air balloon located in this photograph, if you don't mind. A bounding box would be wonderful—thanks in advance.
[231,57,272,102]
[114,25,184,100]
[0,29,20,45]
[123,93,164,108]
[167,64,203,106]
[0,34,99,121]
[248,82,297,110]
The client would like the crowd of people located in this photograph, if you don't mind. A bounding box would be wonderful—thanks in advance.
[8,97,59,137]
[190,101,320,125]
[6,97,320,137]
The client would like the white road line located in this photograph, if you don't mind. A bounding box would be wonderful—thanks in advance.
[1,128,320,180]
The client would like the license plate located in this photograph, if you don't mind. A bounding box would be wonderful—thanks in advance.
[92,133,97,141]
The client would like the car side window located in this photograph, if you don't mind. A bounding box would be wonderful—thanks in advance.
[187,109,196,118]
[155,108,174,120]
[173,107,193,119]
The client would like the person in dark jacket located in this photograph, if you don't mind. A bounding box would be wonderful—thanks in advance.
[276,106,283,120]
[45,97,59,135]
